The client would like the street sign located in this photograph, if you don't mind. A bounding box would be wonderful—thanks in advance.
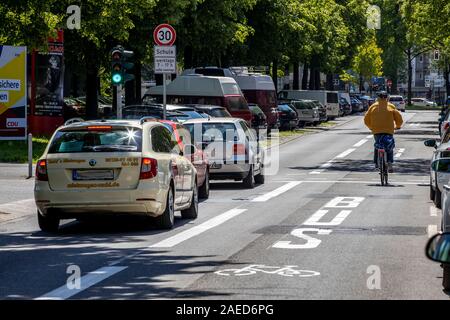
[0,46,27,140]
[154,46,176,74]
[387,79,392,87]
[153,24,176,46]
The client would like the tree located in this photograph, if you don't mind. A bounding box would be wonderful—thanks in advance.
[352,35,383,93]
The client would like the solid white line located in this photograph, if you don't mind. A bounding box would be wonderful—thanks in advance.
[309,170,323,175]
[335,148,356,159]
[149,208,247,248]
[35,266,127,300]
[252,181,302,202]
[427,225,438,238]
[366,135,373,139]
[277,180,428,185]
[320,161,334,168]
[353,139,368,147]
[430,206,438,217]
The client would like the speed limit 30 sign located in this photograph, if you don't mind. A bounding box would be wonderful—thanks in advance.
[153,24,176,46]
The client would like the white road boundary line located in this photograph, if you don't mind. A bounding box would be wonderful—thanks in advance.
[277,180,428,185]
[430,206,439,217]
[149,208,247,248]
[252,182,302,202]
[35,266,127,300]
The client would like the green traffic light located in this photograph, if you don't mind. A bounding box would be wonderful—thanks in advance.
[112,73,122,84]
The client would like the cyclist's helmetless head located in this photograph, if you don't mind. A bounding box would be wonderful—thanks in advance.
[377,91,389,101]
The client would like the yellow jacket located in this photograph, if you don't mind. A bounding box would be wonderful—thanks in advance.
[364,101,403,135]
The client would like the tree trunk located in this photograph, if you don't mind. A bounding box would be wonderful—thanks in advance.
[293,61,299,90]
[314,69,321,90]
[85,43,98,120]
[308,67,315,90]
[301,63,308,89]
[407,48,413,106]
[272,60,278,93]
[184,45,193,69]
[125,77,135,106]
[444,63,450,104]
[326,74,334,90]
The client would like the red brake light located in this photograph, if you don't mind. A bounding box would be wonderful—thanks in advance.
[140,158,158,179]
[87,126,112,131]
[36,160,48,181]
[233,144,246,155]
[445,123,449,131]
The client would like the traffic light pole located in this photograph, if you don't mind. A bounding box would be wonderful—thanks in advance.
[117,85,122,119]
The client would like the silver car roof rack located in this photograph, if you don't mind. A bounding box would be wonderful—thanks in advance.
[64,118,85,126]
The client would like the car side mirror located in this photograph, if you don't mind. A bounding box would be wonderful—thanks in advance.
[426,233,450,263]
[424,139,437,148]
[183,144,197,157]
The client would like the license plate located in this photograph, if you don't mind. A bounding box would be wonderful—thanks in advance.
[73,169,114,181]
[210,162,222,169]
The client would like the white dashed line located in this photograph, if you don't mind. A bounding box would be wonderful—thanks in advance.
[427,224,438,238]
[353,139,368,147]
[149,208,247,248]
[430,206,439,217]
[36,266,127,300]
[252,182,302,202]
[394,148,405,158]
[335,148,356,159]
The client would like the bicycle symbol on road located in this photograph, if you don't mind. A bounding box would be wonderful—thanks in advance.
[215,264,320,277]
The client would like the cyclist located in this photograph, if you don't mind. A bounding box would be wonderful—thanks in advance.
[364,91,403,173]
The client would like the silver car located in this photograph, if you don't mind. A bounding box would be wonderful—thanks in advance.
[388,95,406,112]
[425,134,450,208]
[183,118,264,188]
[289,100,320,127]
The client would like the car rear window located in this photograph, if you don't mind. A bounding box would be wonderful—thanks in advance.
[48,128,142,153]
[184,123,238,143]
[209,108,231,117]
[389,97,404,102]
[226,96,249,111]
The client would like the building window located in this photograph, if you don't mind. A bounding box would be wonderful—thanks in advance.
[419,55,423,62]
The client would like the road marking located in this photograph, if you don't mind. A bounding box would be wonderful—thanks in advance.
[310,170,324,174]
[394,148,405,158]
[335,148,356,159]
[252,182,302,202]
[366,135,373,139]
[427,224,438,238]
[215,265,320,277]
[353,139,368,147]
[36,266,127,300]
[149,208,247,248]
[430,206,439,217]
[278,180,428,185]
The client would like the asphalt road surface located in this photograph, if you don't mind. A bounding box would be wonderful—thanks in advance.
[0,111,446,300]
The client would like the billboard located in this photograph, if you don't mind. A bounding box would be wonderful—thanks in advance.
[0,46,27,140]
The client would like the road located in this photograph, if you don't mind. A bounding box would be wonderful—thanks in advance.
[0,111,446,300]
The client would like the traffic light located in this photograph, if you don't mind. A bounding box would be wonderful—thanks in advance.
[110,46,135,85]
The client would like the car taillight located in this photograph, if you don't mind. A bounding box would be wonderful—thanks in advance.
[140,158,158,179]
[233,144,247,155]
[36,160,48,181]
[445,122,450,131]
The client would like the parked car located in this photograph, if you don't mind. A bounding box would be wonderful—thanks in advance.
[123,104,205,123]
[424,132,450,208]
[248,103,268,130]
[425,232,450,291]
[183,118,264,188]
[411,97,437,107]
[388,95,406,112]
[311,100,328,122]
[278,90,340,120]
[185,105,232,118]
[288,100,320,127]
[350,97,364,113]
[159,120,210,199]
[277,103,298,131]
[339,97,352,116]
[35,119,199,232]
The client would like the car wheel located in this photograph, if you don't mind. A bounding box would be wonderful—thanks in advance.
[255,170,265,185]
[37,210,60,233]
[155,185,175,229]
[181,182,198,219]
[243,166,255,189]
[430,183,436,201]
[443,265,450,291]
[435,187,442,209]
[199,170,210,199]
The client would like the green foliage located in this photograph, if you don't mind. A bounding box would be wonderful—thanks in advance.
[352,35,383,80]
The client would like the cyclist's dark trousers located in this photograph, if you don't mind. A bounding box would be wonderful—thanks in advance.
[374,133,394,164]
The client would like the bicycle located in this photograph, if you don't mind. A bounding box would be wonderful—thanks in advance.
[376,147,388,186]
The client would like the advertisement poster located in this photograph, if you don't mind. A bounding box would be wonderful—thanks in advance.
[34,30,64,117]
[0,46,27,140]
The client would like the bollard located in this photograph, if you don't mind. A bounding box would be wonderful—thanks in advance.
[27,133,33,179]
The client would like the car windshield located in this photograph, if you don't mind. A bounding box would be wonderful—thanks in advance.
[208,108,231,117]
[48,128,142,153]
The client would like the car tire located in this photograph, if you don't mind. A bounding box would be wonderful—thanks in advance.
[181,182,198,219]
[255,166,265,185]
[443,265,450,291]
[155,185,175,229]
[37,210,60,233]
[199,170,210,199]
[243,166,255,189]
[435,187,442,209]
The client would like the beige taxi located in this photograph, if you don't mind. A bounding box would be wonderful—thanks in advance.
[34,119,198,232]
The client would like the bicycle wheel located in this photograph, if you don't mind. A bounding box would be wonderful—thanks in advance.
[378,153,385,186]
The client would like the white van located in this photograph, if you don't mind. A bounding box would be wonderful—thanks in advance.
[277,90,340,120]
[145,75,253,125]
